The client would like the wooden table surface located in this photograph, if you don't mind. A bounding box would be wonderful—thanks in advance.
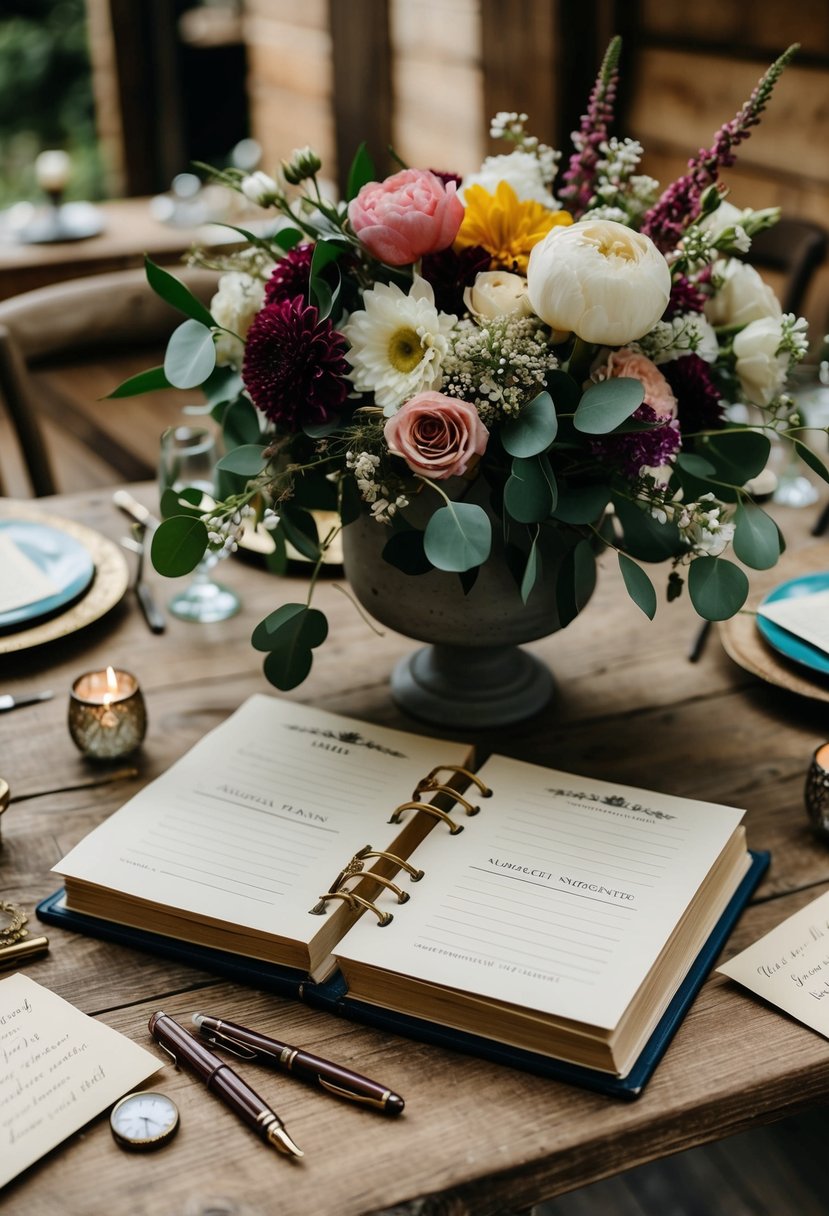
[3,483,829,1216]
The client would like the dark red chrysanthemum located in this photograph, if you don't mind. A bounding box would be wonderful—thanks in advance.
[243,297,349,429]
[661,354,726,432]
[421,244,491,315]
[590,404,681,479]
[264,243,315,305]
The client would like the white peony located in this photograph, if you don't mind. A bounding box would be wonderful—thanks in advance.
[460,151,556,206]
[464,271,532,319]
[211,271,268,368]
[342,275,456,414]
[733,315,788,405]
[526,219,671,346]
[705,258,781,329]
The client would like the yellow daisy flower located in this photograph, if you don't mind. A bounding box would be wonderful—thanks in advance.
[455,181,572,274]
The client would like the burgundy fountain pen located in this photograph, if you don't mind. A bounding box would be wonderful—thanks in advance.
[193,1012,405,1116]
[148,1011,303,1157]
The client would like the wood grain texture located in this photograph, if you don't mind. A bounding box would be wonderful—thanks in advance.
[3,483,829,1214]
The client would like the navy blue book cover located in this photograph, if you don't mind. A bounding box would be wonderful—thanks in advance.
[37,849,768,1100]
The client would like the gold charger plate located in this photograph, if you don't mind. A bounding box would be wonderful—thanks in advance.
[719,544,829,705]
[0,503,129,655]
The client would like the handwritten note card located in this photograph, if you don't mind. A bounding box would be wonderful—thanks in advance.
[0,974,160,1189]
[717,890,829,1037]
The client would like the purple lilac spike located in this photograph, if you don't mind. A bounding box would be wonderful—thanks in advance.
[661,354,726,433]
[590,405,681,477]
[559,37,621,218]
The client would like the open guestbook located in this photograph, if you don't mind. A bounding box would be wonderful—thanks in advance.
[41,695,767,1097]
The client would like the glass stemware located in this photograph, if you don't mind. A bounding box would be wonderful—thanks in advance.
[158,425,241,623]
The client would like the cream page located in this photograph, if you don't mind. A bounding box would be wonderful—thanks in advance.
[718,890,829,1036]
[0,532,60,613]
[54,695,468,946]
[335,754,745,1029]
[757,589,829,656]
[0,974,159,1187]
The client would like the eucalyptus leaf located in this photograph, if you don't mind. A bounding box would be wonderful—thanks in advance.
[688,556,749,620]
[160,486,204,520]
[504,455,557,523]
[347,142,376,200]
[271,226,304,251]
[264,528,288,576]
[203,366,244,407]
[216,444,268,477]
[552,484,610,525]
[618,553,657,619]
[501,392,557,457]
[613,495,683,562]
[423,502,491,572]
[221,396,262,448]
[280,505,320,561]
[556,538,596,628]
[546,369,581,414]
[733,501,782,570]
[382,528,432,575]
[260,606,329,690]
[458,567,480,596]
[573,377,644,435]
[150,516,208,576]
[703,430,770,484]
[339,476,364,526]
[676,452,717,478]
[793,438,829,487]
[106,365,171,399]
[520,534,540,605]
[145,256,215,328]
[164,319,217,389]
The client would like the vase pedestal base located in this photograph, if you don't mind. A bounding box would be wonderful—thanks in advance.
[391,643,555,729]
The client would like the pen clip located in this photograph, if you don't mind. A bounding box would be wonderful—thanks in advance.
[203,1028,258,1061]
[156,1040,179,1068]
[317,1077,391,1111]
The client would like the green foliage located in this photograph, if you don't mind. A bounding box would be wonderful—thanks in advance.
[613,494,682,562]
[215,444,269,477]
[793,438,829,486]
[164,320,217,389]
[279,505,321,562]
[252,605,329,690]
[573,377,644,435]
[106,367,171,399]
[618,553,657,619]
[688,556,749,620]
[556,539,596,628]
[346,142,376,201]
[733,501,782,570]
[520,532,540,605]
[552,484,609,525]
[501,391,557,457]
[382,528,431,575]
[150,516,209,577]
[220,396,261,449]
[504,455,557,523]
[145,257,216,328]
[423,502,491,573]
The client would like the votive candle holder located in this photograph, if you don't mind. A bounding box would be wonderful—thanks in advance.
[68,667,147,761]
[805,742,829,841]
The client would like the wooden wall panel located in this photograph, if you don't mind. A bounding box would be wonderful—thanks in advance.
[639,0,829,57]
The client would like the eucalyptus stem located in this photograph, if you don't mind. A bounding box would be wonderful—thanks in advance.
[565,337,595,385]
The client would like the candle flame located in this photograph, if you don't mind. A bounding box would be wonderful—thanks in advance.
[103,666,119,708]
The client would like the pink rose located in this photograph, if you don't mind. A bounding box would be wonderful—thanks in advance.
[605,348,677,419]
[384,392,488,480]
[348,169,464,266]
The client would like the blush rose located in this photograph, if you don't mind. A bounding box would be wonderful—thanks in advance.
[348,169,464,267]
[384,392,489,480]
[605,348,677,419]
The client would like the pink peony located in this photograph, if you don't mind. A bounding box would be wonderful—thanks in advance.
[384,392,488,480]
[348,169,464,267]
[605,348,677,419]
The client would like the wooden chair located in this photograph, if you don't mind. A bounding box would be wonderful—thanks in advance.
[0,266,219,497]
[747,216,827,314]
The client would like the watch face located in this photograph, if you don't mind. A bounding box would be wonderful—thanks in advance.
[110,1092,179,1149]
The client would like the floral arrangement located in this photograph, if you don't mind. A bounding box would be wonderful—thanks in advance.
[115,39,823,691]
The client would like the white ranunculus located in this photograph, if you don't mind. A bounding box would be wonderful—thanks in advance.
[733,315,788,406]
[459,151,556,206]
[211,271,267,368]
[705,258,781,328]
[526,219,671,346]
[700,200,752,245]
[240,170,279,207]
[464,271,532,319]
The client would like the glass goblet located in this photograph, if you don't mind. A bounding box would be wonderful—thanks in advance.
[158,425,241,623]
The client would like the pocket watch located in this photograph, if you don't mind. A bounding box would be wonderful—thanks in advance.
[110,1091,180,1149]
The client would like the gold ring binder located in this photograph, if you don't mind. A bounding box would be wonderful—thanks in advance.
[340,871,410,904]
[354,846,424,882]
[413,783,480,816]
[313,890,393,926]
[388,801,464,834]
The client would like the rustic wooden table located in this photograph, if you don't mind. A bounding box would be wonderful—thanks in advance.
[3,483,829,1216]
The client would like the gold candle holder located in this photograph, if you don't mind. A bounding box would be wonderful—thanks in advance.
[69,667,147,761]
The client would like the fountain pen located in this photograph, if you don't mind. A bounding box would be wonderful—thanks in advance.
[149,1011,303,1157]
[193,1012,405,1116]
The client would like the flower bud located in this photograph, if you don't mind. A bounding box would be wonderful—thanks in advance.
[281,146,322,185]
[240,171,280,207]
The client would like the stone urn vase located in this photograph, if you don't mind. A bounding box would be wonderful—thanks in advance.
[341,480,596,729]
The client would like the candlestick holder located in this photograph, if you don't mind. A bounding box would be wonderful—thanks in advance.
[805,742,829,840]
[69,668,147,761]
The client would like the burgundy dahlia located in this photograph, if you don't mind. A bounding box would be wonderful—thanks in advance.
[590,405,681,479]
[264,243,315,306]
[243,298,349,429]
[664,275,707,320]
[420,244,491,315]
[661,354,726,432]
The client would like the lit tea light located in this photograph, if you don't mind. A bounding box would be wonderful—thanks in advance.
[68,667,147,760]
[35,149,71,195]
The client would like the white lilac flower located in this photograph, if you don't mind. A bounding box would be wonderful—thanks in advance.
[460,151,558,207]
[342,276,456,414]
[637,312,719,366]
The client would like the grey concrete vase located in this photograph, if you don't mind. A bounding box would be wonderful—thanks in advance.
[341,482,593,728]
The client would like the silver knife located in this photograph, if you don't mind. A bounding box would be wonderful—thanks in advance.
[0,690,54,712]
[113,489,160,533]
[121,534,166,634]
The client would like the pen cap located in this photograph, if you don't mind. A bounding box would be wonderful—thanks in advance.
[149,1010,222,1082]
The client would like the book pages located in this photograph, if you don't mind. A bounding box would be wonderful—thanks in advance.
[335,754,745,1029]
[54,695,468,949]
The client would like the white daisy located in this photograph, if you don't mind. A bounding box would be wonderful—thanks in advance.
[342,275,456,414]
